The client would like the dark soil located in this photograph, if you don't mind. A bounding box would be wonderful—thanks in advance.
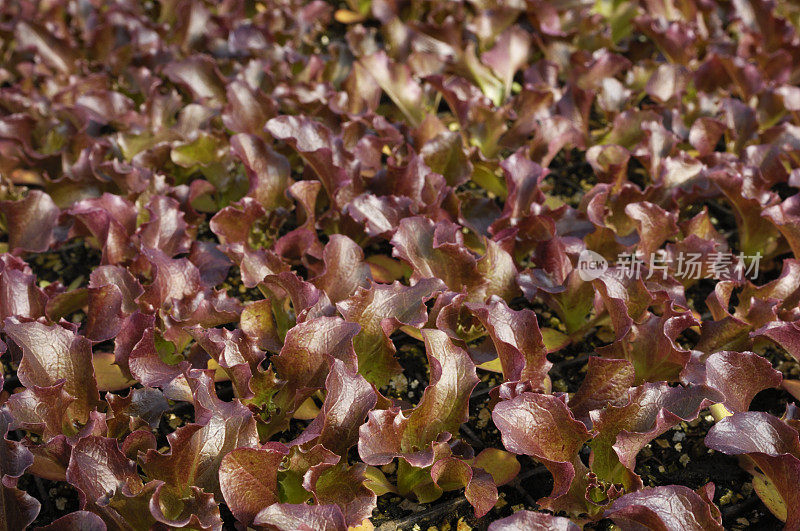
[28,239,100,287]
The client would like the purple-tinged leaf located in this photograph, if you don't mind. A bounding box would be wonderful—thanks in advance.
[4,318,99,424]
[684,351,782,413]
[254,503,346,531]
[113,312,155,381]
[493,393,591,507]
[357,408,442,468]
[488,511,580,531]
[592,273,654,340]
[66,435,140,503]
[120,430,157,460]
[231,133,291,211]
[148,482,222,530]
[624,201,679,258]
[586,144,630,186]
[0,409,39,530]
[312,235,372,304]
[209,197,266,247]
[0,190,60,253]
[309,463,377,527]
[240,299,282,352]
[605,485,723,531]
[346,194,414,238]
[14,21,75,74]
[265,116,354,206]
[293,359,377,456]
[89,266,143,316]
[359,51,426,127]
[261,271,332,324]
[763,193,800,260]
[128,327,189,389]
[163,55,226,102]
[35,511,107,531]
[25,435,70,482]
[137,195,191,257]
[391,217,480,294]
[274,316,359,390]
[67,194,137,265]
[189,241,232,289]
[706,411,800,457]
[404,329,479,448]
[106,388,170,438]
[710,170,781,258]
[0,254,47,321]
[431,457,497,517]
[190,327,264,400]
[569,357,635,425]
[222,81,277,137]
[253,316,360,437]
[7,382,75,440]
[689,117,727,157]
[475,239,521,301]
[219,447,285,526]
[597,306,698,384]
[753,321,800,362]
[589,383,723,490]
[706,412,800,527]
[141,370,259,499]
[465,298,550,389]
[337,278,445,386]
[481,25,531,99]
[359,330,478,467]
[419,132,472,187]
[492,149,546,228]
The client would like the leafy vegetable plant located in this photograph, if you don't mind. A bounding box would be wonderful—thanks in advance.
[2,0,800,529]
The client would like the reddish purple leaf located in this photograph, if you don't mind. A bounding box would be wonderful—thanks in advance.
[254,503,347,531]
[219,447,285,525]
[4,319,99,424]
[488,511,580,531]
[493,392,591,507]
[1,190,60,253]
[605,485,723,530]
[312,235,372,304]
[337,278,445,386]
[35,511,107,531]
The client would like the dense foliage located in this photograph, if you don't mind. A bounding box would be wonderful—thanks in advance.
[2,0,800,528]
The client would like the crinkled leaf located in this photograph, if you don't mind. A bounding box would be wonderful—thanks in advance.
[493,392,591,507]
[488,511,580,531]
[359,329,478,466]
[0,190,60,253]
[254,503,346,531]
[431,457,497,517]
[685,351,782,413]
[706,412,800,527]
[293,359,377,455]
[141,370,259,499]
[337,278,445,386]
[589,383,723,490]
[466,298,550,388]
[0,409,39,531]
[312,235,372,304]
[4,319,99,424]
[605,485,723,531]
[391,217,480,294]
[219,447,285,526]
[569,357,636,424]
[35,511,107,531]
